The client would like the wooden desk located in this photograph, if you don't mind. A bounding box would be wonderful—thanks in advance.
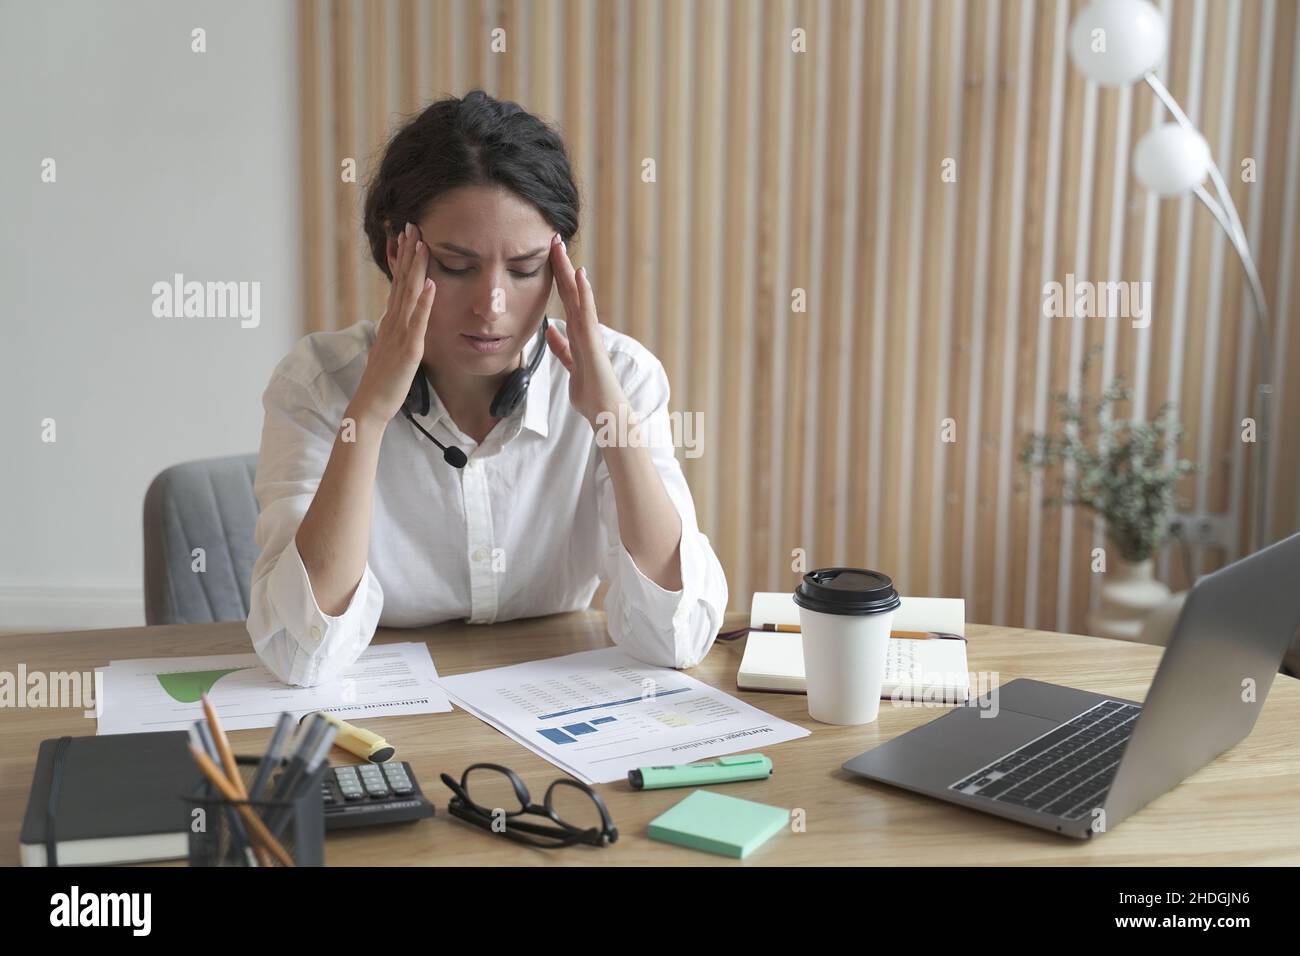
[2,611,1298,865]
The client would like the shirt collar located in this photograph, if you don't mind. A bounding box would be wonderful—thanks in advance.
[399,319,552,441]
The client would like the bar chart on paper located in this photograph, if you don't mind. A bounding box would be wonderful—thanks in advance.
[528,682,705,745]
[437,648,811,783]
[538,715,621,745]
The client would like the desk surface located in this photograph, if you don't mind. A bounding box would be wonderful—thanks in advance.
[2,611,1298,866]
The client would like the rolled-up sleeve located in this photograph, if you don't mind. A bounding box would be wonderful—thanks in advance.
[595,356,729,669]
[245,373,384,687]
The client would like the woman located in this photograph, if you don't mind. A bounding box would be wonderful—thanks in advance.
[246,90,728,687]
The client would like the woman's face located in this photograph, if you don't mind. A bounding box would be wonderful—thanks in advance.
[388,184,556,382]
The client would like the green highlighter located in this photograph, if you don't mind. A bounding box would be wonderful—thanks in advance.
[648,790,790,859]
[628,753,773,790]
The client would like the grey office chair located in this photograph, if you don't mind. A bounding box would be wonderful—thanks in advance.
[143,454,260,625]
[1140,589,1300,680]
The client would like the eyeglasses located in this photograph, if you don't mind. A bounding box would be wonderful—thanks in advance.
[439,763,618,849]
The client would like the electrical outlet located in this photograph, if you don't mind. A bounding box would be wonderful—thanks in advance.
[1167,513,1234,549]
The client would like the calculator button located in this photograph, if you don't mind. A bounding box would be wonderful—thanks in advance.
[383,769,413,794]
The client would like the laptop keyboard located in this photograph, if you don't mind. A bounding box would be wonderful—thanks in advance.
[949,700,1141,820]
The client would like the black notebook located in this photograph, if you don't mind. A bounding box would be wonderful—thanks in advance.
[20,731,202,866]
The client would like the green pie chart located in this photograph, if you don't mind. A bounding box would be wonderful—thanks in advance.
[156,667,254,704]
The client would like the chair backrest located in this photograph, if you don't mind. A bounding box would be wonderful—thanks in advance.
[1141,579,1300,680]
[143,454,259,625]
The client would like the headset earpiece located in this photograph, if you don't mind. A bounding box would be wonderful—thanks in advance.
[404,368,430,418]
[489,315,550,419]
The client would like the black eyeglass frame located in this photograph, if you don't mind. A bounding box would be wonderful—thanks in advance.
[439,763,619,849]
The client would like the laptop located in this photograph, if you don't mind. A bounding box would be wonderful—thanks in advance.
[842,531,1300,839]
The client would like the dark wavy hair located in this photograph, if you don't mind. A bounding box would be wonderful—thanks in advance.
[362,90,580,280]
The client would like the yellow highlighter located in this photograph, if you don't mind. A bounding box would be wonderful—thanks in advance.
[302,711,396,763]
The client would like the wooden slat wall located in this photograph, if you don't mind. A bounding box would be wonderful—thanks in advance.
[299,0,1300,633]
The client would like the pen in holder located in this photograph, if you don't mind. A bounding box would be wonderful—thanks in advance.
[185,755,326,867]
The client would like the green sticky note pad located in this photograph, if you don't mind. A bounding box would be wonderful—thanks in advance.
[647,789,789,859]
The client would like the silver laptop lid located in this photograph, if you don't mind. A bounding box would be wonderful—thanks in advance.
[1102,531,1300,829]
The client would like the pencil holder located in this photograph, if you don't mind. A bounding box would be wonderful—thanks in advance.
[185,755,326,867]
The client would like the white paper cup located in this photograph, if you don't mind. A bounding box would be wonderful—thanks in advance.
[792,569,901,725]
[798,605,895,724]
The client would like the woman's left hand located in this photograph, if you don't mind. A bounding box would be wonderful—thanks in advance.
[544,233,629,427]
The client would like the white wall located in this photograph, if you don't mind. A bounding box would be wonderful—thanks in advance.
[0,0,302,629]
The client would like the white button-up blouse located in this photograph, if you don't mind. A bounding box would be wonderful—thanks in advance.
[245,316,729,687]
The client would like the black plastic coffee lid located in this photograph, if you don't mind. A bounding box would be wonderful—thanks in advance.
[791,568,901,616]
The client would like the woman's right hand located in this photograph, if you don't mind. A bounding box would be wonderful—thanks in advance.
[352,222,437,424]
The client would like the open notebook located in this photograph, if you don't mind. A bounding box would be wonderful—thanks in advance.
[737,592,971,701]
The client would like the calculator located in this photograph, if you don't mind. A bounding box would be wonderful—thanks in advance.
[320,761,436,831]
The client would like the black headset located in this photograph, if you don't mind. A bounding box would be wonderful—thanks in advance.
[399,315,550,470]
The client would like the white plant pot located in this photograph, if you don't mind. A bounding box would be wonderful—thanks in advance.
[1089,556,1171,643]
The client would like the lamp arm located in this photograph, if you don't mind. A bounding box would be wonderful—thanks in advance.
[1144,73,1253,252]
[1145,73,1269,333]
[1190,183,1231,229]
[1191,189,1272,353]
[1147,70,1274,549]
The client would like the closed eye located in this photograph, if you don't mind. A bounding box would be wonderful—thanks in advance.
[435,260,544,279]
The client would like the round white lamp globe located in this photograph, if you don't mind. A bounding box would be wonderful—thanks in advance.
[1068,0,1167,86]
[1134,123,1212,196]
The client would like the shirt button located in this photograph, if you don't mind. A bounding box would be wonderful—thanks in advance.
[310,625,322,640]
[473,547,489,562]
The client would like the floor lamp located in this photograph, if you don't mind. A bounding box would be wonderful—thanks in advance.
[1067,0,1276,552]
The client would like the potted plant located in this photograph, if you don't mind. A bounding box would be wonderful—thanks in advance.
[1019,347,1198,641]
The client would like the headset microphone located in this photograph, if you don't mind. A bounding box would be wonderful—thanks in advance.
[399,409,469,468]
